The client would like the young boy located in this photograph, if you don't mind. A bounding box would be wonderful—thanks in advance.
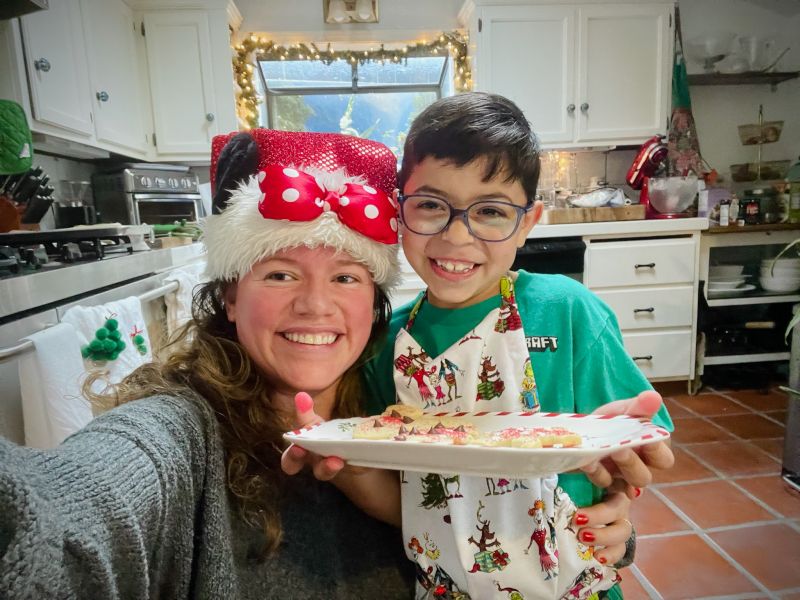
[362,92,673,599]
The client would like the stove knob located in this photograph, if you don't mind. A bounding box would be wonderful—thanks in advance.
[140,176,152,188]
[155,177,166,188]
[182,177,191,189]
[168,177,178,188]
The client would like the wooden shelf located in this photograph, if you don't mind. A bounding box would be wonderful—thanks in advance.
[703,351,790,366]
[707,223,800,235]
[687,71,799,88]
[706,293,800,307]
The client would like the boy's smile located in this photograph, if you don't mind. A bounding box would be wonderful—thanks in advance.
[399,157,542,309]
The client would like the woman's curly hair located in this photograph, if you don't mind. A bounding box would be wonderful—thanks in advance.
[87,277,390,556]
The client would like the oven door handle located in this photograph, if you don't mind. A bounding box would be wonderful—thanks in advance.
[131,193,202,202]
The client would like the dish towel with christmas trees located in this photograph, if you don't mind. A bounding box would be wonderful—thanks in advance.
[61,296,153,395]
[18,322,92,448]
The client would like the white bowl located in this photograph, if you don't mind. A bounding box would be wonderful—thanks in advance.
[759,267,800,278]
[761,258,800,267]
[709,265,745,278]
[759,276,800,293]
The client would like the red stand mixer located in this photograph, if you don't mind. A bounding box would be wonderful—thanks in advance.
[626,135,687,219]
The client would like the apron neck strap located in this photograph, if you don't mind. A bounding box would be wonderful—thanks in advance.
[405,273,516,331]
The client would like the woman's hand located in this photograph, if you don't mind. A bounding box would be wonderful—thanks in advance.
[280,392,402,526]
[280,391,347,481]
[572,480,633,566]
[581,390,675,497]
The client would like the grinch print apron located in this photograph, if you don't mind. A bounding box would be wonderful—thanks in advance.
[393,276,618,600]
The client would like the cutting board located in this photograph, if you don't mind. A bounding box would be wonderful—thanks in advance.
[540,204,645,225]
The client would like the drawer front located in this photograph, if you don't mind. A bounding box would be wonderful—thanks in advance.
[622,330,692,379]
[595,286,694,330]
[587,238,695,288]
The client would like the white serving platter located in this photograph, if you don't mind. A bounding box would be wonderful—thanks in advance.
[284,411,670,478]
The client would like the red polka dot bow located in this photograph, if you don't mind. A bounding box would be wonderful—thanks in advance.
[257,165,398,244]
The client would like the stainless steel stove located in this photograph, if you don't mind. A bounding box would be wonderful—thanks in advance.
[0,225,152,320]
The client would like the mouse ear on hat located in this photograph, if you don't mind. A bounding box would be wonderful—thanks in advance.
[211,132,260,214]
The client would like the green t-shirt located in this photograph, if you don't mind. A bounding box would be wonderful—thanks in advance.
[363,271,674,508]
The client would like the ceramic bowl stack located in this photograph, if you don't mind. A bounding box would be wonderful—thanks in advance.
[759,258,800,293]
[708,264,754,298]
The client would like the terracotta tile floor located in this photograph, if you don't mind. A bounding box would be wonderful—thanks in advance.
[618,384,800,599]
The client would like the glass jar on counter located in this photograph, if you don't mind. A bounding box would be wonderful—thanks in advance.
[742,187,777,224]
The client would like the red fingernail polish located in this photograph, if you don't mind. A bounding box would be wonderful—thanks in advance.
[582,531,595,543]
[295,393,313,413]
[575,513,589,526]
[598,556,607,564]
[635,487,642,498]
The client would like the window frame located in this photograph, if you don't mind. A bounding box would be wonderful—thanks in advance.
[256,56,451,129]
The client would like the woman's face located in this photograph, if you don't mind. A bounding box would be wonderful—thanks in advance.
[225,246,376,409]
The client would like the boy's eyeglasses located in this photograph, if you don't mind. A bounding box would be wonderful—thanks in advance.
[397,194,531,242]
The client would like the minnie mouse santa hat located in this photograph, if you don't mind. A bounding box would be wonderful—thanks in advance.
[203,129,400,291]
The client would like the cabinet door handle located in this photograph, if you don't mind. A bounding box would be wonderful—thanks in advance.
[96,91,109,102]
[633,307,655,313]
[34,58,51,72]
[632,355,653,361]
[634,262,655,269]
[580,102,589,113]
[566,103,576,114]
[205,112,215,122]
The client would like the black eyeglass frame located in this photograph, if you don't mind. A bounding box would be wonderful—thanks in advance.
[397,194,533,242]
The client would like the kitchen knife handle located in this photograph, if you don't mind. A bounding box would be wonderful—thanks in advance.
[34,58,51,72]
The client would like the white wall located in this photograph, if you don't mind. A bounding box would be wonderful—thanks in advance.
[235,0,463,43]
[679,0,800,184]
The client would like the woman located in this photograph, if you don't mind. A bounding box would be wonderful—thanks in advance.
[0,130,414,599]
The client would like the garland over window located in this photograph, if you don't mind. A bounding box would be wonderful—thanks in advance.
[233,31,471,130]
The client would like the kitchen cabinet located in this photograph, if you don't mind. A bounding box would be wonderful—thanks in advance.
[81,0,148,154]
[0,0,239,163]
[584,234,701,382]
[141,8,237,159]
[461,1,673,148]
[698,227,800,379]
[18,0,94,137]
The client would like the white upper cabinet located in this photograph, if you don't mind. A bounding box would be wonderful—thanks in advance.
[465,1,673,148]
[475,5,576,145]
[142,10,226,157]
[19,0,93,136]
[576,4,672,143]
[81,0,148,154]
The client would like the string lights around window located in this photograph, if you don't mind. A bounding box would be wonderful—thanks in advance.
[232,31,471,131]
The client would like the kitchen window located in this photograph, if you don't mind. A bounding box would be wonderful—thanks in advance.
[256,55,452,157]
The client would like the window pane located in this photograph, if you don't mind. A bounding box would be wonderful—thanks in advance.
[271,92,438,157]
[260,59,352,89]
[358,56,447,87]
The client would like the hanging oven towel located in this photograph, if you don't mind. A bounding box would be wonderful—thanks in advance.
[61,296,153,394]
[0,99,33,175]
[163,262,208,337]
[18,322,92,448]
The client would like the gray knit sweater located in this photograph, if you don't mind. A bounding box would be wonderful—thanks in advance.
[0,394,415,599]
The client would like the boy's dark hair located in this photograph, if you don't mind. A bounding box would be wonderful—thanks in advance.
[399,92,541,203]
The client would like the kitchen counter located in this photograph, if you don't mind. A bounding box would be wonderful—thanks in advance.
[706,222,800,235]
[529,217,709,239]
[0,243,205,321]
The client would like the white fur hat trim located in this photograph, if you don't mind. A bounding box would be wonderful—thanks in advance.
[202,171,400,291]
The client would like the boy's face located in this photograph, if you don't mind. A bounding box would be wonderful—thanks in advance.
[399,157,542,309]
